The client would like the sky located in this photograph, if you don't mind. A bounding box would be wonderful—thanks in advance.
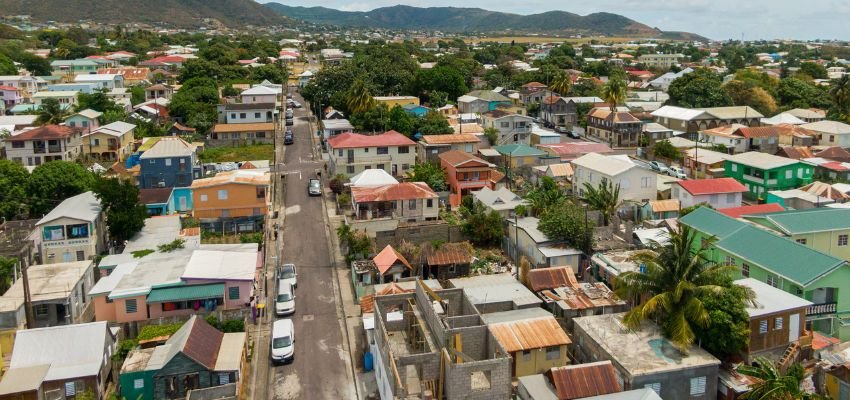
[259,0,849,41]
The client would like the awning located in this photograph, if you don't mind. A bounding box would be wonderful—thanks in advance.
[147,283,224,303]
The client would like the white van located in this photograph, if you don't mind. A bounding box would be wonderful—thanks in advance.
[271,319,295,364]
[275,280,295,316]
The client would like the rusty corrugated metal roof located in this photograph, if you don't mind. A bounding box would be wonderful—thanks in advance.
[489,317,570,353]
[181,317,224,370]
[546,361,622,399]
[426,242,473,266]
[527,266,578,292]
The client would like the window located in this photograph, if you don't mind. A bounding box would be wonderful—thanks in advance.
[427,199,433,208]
[796,238,807,245]
[377,147,389,155]
[644,383,661,395]
[218,189,228,200]
[200,194,208,202]
[239,113,246,119]
[398,146,409,154]
[690,376,706,396]
[731,164,737,172]
[501,121,510,128]
[11,141,23,148]
[65,382,77,397]
[256,187,266,199]
[521,350,532,361]
[165,158,171,166]
[43,225,65,241]
[465,144,473,152]
[726,193,736,203]
[710,194,718,203]
[775,317,784,330]
[230,113,236,119]
[254,112,261,118]
[76,251,85,261]
[338,149,343,157]
[409,199,416,210]
[377,164,385,170]
[347,166,355,174]
[93,138,99,146]
[219,373,231,385]
[742,263,750,277]
[125,299,138,313]
[149,159,155,164]
[641,176,651,188]
[839,235,848,246]
[133,379,144,389]
[364,147,369,153]
[545,346,560,360]
[402,164,409,170]
[228,286,240,300]
[35,304,49,317]
[786,170,793,179]
[759,319,768,334]
[724,255,735,266]
[767,275,778,288]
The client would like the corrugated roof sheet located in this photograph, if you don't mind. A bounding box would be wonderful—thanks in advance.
[373,245,412,275]
[493,144,546,157]
[439,150,492,168]
[327,131,415,149]
[547,361,622,399]
[8,322,110,383]
[351,182,437,203]
[587,108,640,123]
[527,266,577,292]
[175,316,223,370]
[6,124,81,141]
[139,137,195,159]
[649,199,680,213]
[139,187,173,205]
[212,122,275,133]
[745,207,850,234]
[426,242,473,266]
[717,204,785,219]
[147,283,224,303]
[675,178,747,196]
[727,151,798,170]
[36,191,101,226]
[191,170,269,189]
[419,134,479,144]
[489,317,571,352]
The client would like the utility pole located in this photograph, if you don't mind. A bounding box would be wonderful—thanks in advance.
[21,261,33,329]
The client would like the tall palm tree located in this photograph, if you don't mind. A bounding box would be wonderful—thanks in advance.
[35,98,71,125]
[615,226,745,352]
[346,78,376,114]
[830,74,850,122]
[549,72,572,96]
[738,357,822,400]
[581,180,620,226]
[601,74,628,112]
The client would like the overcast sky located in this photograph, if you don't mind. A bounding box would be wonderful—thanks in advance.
[260,0,848,41]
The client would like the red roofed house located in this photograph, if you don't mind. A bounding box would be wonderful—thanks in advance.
[671,178,747,209]
[717,203,785,219]
[327,131,416,178]
[0,85,23,109]
[350,182,439,223]
[373,245,413,283]
[4,125,83,166]
[536,142,613,162]
[439,150,500,206]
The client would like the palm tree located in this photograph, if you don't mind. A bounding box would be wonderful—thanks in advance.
[830,74,850,122]
[738,357,823,400]
[526,176,565,216]
[601,74,628,112]
[35,98,70,125]
[615,226,746,352]
[549,72,572,96]
[581,180,620,226]
[346,78,376,114]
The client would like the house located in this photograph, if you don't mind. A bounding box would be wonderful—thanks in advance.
[681,207,850,340]
[349,182,439,231]
[168,122,197,137]
[4,124,83,166]
[572,153,657,204]
[119,316,246,400]
[762,112,806,126]
[641,199,680,220]
[747,124,817,148]
[0,85,23,110]
[506,217,584,269]
[796,181,850,202]
[472,187,527,218]
[642,122,674,144]
[448,273,543,313]
[216,103,275,124]
[777,146,815,160]
[697,124,749,154]
[572,313,720,399]
[210,123,275,146]
[517,362,662,400]
[422,242,473,280]
[98,67,151,86]
[372,244,413,283]
[321,119,354,140]
[239,85,279,104]
[685,148,732,179]
[493,144,546,170]
[787,108,827,123]
[138,137,201,189]
[0,322,115,400]
[32,90,78,106]
[74,74,124,90]
[740,208,850,262]
[724,152,814,201]
[51,59,99,79]
[0,75,39,97]
[82,121,136,162]
[439,150,502,207]
[803,158,850,181]
[481,308,571,377]
[585,108,642,148]
[457,90,512,114]
[348,169,399,187]
[65,109,102,131]
[671,178,746,209]
[735,278,813,363]
[535,163,574,186]
[766,188,835,209]
[402,103,430,117]
[327,131,416,177]
[519,82,549,104]
[801,120,850,147]
[191,170,269,230]
[89,244,259,324]
[528,266,627,330]
[481,110,534,145]
[32,191,105,264]
[144,83,173,101]
[589,250,647,287]
[530,127,561,146]
[536,142,613,162]
[638,53,684,69]
[651,105,763,135]
[373,95,419,109]
[140,188,175,216]
[417,134,480,163]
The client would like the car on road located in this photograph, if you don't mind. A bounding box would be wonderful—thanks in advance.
[284,132,293,145]
[308,179,321,196]
[285,109,294,118]
[278,263,297,288]
[649,161,669,174]
[291,101,302,108]
[271,319,295,364]
[286,92,292,99]
[285,117,294,126]
[275,281,295,316]
[667,166,687,179]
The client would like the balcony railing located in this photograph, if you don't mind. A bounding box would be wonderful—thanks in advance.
[807,302,837,316]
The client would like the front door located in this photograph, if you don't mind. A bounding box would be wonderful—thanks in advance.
[789,314,800,342]
[179,197,187,211]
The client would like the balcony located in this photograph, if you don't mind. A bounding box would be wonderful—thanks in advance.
[807,302,837,316]
[743,174,764,184]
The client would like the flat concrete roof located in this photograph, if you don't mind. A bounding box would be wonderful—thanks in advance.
[448,273,542,308]
[0,261,91,312]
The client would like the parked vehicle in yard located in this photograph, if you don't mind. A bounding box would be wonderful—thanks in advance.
[278,263,297,288]
[308,179,321,196]
[649,161,669,174]
[667,166,687,179]
[271,319,295,364]
[275,281,295,316]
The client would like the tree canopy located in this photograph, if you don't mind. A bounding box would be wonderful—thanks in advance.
[0,160,29,219]
[667,68,733,108]
[93,177,148,244]
[28,161,95,216]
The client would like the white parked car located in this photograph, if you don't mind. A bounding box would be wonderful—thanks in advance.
[667,166,687,179]
[271,319,295,364]
[649,161,669,174]
[278,263,297,289]
[275,280,295,316]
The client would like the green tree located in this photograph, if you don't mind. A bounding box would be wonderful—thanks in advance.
[346,78,376,114]
[129,86,145,106]
[830,75,850,123]
[798,62,828,80]
[0,256,15,294]
[387,105,415,136]
[525,176,565,216]
[653,139,682,161]
[249,64,287,84]
[549,72,572,96]
[668,68,733,108]
[461,203,504,247]
[76,91,125,114]
[484,127,499,145]
[409,162,447,192]
[349,104,389,133]
[415,110,452,135]
[723,80,778,116]
[0,53,16,75]
[537,199,594,253]
[35,98,71,125]
[777,78,831,109]
[18,53,52,76]
[695,284,751,359]
[738,357,823,400]
[28,161,95,215]
[0,160,29,219]
[616,226,748,352]
[168,78,220,133]
[93,177,148,243]
[600,74,627,112]
[582,180,621,226]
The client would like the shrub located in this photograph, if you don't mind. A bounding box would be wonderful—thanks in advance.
[221,319,245,333]
[137,323,183,341]
[113,339,138,361]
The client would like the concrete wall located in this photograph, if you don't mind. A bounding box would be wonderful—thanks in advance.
[373,221,466,249]
[443,351,512,400]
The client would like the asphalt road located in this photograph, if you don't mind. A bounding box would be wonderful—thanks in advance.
[265,94,355,399]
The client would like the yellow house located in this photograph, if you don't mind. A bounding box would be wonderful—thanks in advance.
[82,121,136,162]
[487,310,571,377]
[191,170,270,219]
[374,95,419,109]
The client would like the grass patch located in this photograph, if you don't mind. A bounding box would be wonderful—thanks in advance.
[199,144,274,163]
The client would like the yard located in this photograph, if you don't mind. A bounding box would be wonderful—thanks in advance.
[199,144,274,163]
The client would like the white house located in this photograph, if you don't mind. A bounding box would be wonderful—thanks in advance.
[572,153,657,204]
[240,85,279,104]
[327,131,417,177]
[671,178,747,209]
[0,76,39,96]
[801,120,850,148]
[481,110,534,145]
[73,74,124,90]
[217,103,275,124]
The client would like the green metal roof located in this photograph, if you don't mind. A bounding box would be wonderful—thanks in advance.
[716,225,845,286]
[679,207,748,239]
[492,144,546,157]
[147,283,224,303]
[743,208,850,235]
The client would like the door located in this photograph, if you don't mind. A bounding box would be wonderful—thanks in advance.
[789,313,800,342]
[347,150,354,163]
[179,197,187,211]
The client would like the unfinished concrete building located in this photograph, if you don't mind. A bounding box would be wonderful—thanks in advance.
[372,282,512,400]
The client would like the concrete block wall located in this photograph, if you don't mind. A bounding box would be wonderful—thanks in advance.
[629,365,719,400]
[443,351,512,400]
[474,301,515,314]
[446,315,482,329]
[445,325,489,361]
[375,222,467,249]
[396,352,442,383]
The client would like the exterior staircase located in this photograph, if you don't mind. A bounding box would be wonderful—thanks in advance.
[779,341,800,372]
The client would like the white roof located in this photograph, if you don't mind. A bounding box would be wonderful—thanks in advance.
[572,152,637,176]
[685,148,731,165]
[33,91,78,98]
[727,151,798,170]
[761,112,806,126]
[735,278,813,317]
[241,85,279,96]
[71,109,103,119]
[472,187,527,211]
[563,96,604,104]
[36,191,101,226]
[0,115,37,126]
[643,122,672,133]
[8,322,110,382]
[214,332,246,371]
[448,273,542,308]
[90,121,135,137]
[650,105,707,121]
[182,247,258,281]
[140,137,195,159]
[348,169,398,187]
[457,95,478,103]
[89,261,137,296]
[74,74,121,82]
[634,228,671,247]
[322,119,354,130]
[832,183,850,194]
[801,120,850,135]
[513,217,550,244]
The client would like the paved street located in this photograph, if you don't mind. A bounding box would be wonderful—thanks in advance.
[252,92,356,400]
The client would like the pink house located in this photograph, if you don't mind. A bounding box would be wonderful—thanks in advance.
[0,85,23,110]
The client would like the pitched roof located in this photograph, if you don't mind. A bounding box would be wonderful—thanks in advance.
[587,108,640,123]
[91,121,136,137]
[419,134,479,145]
[815,146,850,161]
[5,124,81,141]
[327,131,415,149]
[471,187,526,211]
[349,169,399,187]
[139,137,195,159]
[6,322,110,383]
[351,182,437,203]
[745,208,850,235]
[726,151,798,170]
[674,178,747,195]
[538,142,612,158]
[699,105,763,119]
[373,245,412,275]
[546,361,622,400]
[98,67,150,81]
[572,152,636,176]
[462,90,511,102]
[439,150,492,168]
[762,112,806,126]
[489,317,571,352]
[799,181,850,201]
[212,122,275,133]
[426,242,473,266]
[778,146,815,160]
[649,199,680,213]
[527,266,578,292]
[139,188,173,205]
[164,316,223,370]
[717,204,785,219]
[736,278,813,318]
[801,120,850,135]
[37,191,101,226]
[493,144,546,157]
[240,85,278,96]
[546,163,574,177]
[650,105,708,121]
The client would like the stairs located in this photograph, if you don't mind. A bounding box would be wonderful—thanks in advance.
[779,342,800,371]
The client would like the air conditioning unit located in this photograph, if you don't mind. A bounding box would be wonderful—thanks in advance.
[157,182,165,188]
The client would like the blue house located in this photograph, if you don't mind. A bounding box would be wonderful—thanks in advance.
[171,187,194,213]
[138,137,201,189]
[403,104,431,117]
[140,188,175,216]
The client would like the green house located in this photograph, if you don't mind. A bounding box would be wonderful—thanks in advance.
[742,208,850,262]
[50,59,99,76]
[724,152,813,201]
[681,207,850,340]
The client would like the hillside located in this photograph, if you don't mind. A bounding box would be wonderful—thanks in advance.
[266,4,706,40]
[0,0,288,27]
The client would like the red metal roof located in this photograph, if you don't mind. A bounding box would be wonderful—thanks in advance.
[138,188,173,205]
[527,266,578,292]
[675,178,747,195]
[438,150,491,168]
[0,85,20,91]
[546,361,622,400]
[6,125,81,141]
[327,131,415,149]
[351,182,437,203]
[717,204,785,219]
[373,245,412,275]
[181,317,224,370]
